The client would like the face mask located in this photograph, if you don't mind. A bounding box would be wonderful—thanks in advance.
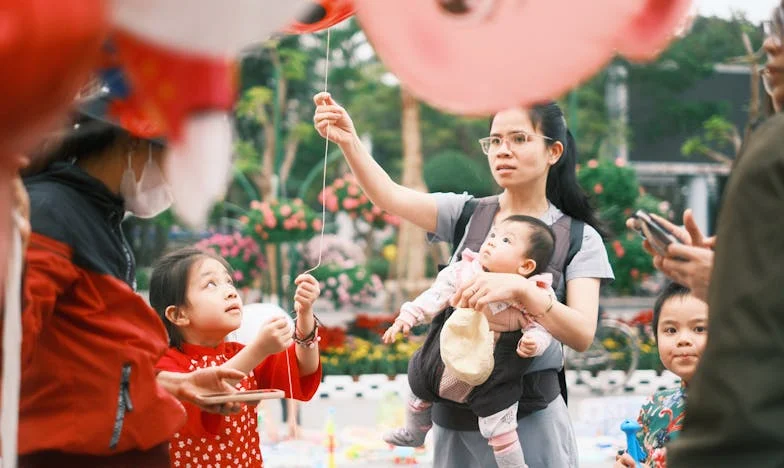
[120,145,173,218]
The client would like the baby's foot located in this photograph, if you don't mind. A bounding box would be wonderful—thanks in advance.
[383,427,429,447]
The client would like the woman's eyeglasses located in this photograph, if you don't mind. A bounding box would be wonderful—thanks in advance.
[478,131,552,155]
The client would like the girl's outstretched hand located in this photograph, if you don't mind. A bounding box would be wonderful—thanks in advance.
[293,274,320,315]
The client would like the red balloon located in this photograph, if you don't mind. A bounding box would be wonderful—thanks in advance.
[283,0,355,35]
[355,0,692,115]
[0,0,108,304]
[0,0,109,155]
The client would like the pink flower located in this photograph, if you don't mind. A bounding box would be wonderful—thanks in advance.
[293,198,303,206]
[280,205,292,216]
[334,179,345,189]
[347,185,360,196]
[230,246,240,257]
[587,159,599,168]
[326,196,339,213]
[364,213,374,223]
[250,200,262,210]
[358,195,368,204]
[371,206,382,215]
[264,216,277,229]
[312,219,323,231]
[233,271,244,282]
[593,183,604,194]
[343,198,360,210]
[614,157,626,167]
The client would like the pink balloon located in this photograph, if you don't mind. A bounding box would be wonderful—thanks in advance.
[355,0,692,115]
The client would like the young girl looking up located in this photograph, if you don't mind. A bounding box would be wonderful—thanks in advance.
[151,247,323,468]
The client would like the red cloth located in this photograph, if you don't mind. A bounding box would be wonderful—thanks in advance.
[18,233,185,455]
[156,342,322,467]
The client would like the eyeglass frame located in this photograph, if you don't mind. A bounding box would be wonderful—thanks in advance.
[478,130,553,155]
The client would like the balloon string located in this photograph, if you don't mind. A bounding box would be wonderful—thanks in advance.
[287,27,331,402]
[301,27,331,277]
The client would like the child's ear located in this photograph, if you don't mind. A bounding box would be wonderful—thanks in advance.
[518,259,537,277]
[165,305,190,327]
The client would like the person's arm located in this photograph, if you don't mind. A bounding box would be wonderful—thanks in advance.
[452,274,600,352]
[383,262,458,343]
[222,316,292,375]
[292,274,320,376]
[19,233,79,365]
[156,358,246,432]
[313,92,437,232]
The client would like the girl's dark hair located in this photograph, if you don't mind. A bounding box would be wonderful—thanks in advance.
[490,102,610,239]
[652,282,691,340]
[149,247,232,350]
[503,215,555,276]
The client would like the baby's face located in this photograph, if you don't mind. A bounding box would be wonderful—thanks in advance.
[478,221,530,274]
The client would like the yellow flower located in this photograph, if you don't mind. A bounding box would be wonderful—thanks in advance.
[603,338,618,350]
[382,244,397,262]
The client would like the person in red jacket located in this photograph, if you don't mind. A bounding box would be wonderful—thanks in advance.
[18,109,245,468]
[151,247,323,468]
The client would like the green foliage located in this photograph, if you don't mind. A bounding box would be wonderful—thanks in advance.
[423,150,496,197]
[577,158,670,295]
[681,115,738,160]
[577,159,639,234]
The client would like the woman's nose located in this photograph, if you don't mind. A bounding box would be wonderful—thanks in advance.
[225,286,238,299]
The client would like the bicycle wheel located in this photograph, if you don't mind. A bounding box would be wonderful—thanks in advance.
[564,318,639,395]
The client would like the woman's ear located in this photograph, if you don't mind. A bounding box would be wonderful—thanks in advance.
[518,259,537,277]
[548,141,564,166]
[165,305,189,327]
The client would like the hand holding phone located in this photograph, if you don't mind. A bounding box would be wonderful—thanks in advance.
[630,210,682,257]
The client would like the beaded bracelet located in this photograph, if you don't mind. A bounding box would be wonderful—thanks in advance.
[293,313,322,348]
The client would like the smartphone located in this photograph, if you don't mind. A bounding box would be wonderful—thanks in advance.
[631,210,682,256]
[196,389,284,405]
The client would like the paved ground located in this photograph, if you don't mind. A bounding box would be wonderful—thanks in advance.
[259,392,648,468]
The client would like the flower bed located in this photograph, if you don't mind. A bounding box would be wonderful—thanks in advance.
[194,232,266,288]
[241,198,322,244]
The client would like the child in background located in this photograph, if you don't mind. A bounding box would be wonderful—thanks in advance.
[151,247,323,468]
[614,282,708,468]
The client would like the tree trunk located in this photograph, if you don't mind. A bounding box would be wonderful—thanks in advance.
[395,88,428,300]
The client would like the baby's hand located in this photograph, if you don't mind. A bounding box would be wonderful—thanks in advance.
[293,274,320,315]
[255,316,293,355]
[382,320,411,344]
[516,336,539,358]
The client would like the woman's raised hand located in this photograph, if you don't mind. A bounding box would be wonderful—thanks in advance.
[313,92,358,146]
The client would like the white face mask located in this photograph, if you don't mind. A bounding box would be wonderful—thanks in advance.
[120,145,173,219]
